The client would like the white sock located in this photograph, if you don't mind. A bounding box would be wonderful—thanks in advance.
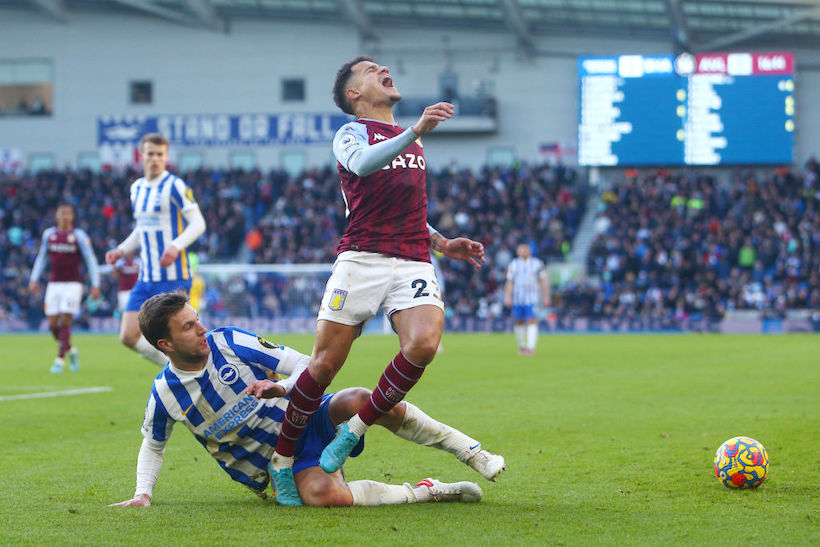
[513,324,525,349]
[347,414,370,437]
[526,323,538,351]
[395,402,479,462]
[348,480,418,505]
[270,454,294,472]
[135,336,168,366]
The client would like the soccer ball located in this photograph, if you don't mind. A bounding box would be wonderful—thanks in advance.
[714,436,768,489]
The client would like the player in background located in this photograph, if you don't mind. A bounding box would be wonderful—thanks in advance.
[504,243,550,355]
[186,252,206,311]
[105,133,206,366]
[268,56,501,505]
[109,292,497,508]
[28,204,100,373]
[113,255,140,313]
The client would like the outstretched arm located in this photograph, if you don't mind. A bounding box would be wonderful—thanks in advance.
[106,229,139,265]
[335,103,453,178]
[109,437,165,507]
[28,231,50,293]
[428,223,485,269]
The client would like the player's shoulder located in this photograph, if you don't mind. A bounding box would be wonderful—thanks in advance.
[334,120,368,141]
[42,226,57,238]
[168,171,188,186]
[207,326,256,347]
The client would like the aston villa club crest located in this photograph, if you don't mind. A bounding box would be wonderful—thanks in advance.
[328,288,348,311]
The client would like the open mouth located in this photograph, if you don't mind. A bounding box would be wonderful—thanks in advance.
[382,76,394,89]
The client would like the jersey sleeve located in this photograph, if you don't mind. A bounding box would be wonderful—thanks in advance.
[75,228,100,287]
[29,227,53,283]
[332,122,418,176]
[333,122,370,171]
[169,177,199,213]
[141,385,175,443]
[221,328,309,377]
[506,260,517,281]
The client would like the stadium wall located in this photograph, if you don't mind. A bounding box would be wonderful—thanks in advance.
[1,9,820,170]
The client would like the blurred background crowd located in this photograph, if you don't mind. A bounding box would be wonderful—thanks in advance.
[1,157,818,331]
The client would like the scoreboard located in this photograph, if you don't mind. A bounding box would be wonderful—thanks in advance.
[578,52,795,166]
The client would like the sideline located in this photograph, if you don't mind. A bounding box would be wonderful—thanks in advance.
[0,386,113,402]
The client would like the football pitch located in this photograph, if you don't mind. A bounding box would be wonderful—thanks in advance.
[1,332,817,545]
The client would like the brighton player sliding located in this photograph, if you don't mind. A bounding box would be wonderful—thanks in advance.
[29,204,100,373]
[268,56,504,505]
[110,292,488,507]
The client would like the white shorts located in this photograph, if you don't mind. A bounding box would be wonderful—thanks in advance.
[317,251,444,327]
[44,282,83,316]
[117,290,131,311]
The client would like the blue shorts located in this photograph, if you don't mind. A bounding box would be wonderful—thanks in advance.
[293,393,365,474]
[125,279,192,312]
[512,304,536,321]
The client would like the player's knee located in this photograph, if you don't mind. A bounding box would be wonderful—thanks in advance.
[299,475,351,507]
[337,387,371,413]
[119,331,139,348]
[310,356,343,385]
[403,336,439,365]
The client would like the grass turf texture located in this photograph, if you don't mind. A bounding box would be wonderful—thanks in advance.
[1,333,818,545]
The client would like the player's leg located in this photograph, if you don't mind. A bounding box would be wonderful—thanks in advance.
[330,388,506,481]
[359,303,443,423]
[320,259,444,473]
[46,314,64,373]
[525,317,538,354]
[321,305,444,473]
[270,320,358,505]
[47,314,59,342]
[59,313,81,372]
[119,311,165,365]
[60,282,83,369]
[511,303,528,353]
[294,454,480,506]
[293,393,481,506]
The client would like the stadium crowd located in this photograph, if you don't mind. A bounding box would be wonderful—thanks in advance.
[555,159,820,330]
[3,159,818,332]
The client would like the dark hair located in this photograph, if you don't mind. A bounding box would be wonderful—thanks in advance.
[138,290,189,351]
[333,55,374,115]
[139,132,169,151]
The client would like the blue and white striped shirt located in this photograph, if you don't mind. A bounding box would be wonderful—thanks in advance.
[141,327,309,493]
[506,257,546,306]
[129,171,199,282]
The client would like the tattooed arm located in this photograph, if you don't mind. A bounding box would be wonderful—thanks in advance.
[427,223,485,269]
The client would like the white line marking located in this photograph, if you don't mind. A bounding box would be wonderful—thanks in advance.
[0,387,113,402]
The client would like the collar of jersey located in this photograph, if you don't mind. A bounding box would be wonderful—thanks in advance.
[145,170,170,184]
[167,357,210,377]
[357,117,399,127]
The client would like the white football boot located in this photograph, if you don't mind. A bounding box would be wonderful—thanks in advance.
[415,478,482,503]
[465,449,506,482]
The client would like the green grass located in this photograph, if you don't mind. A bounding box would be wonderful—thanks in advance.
[1,333,818,545]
